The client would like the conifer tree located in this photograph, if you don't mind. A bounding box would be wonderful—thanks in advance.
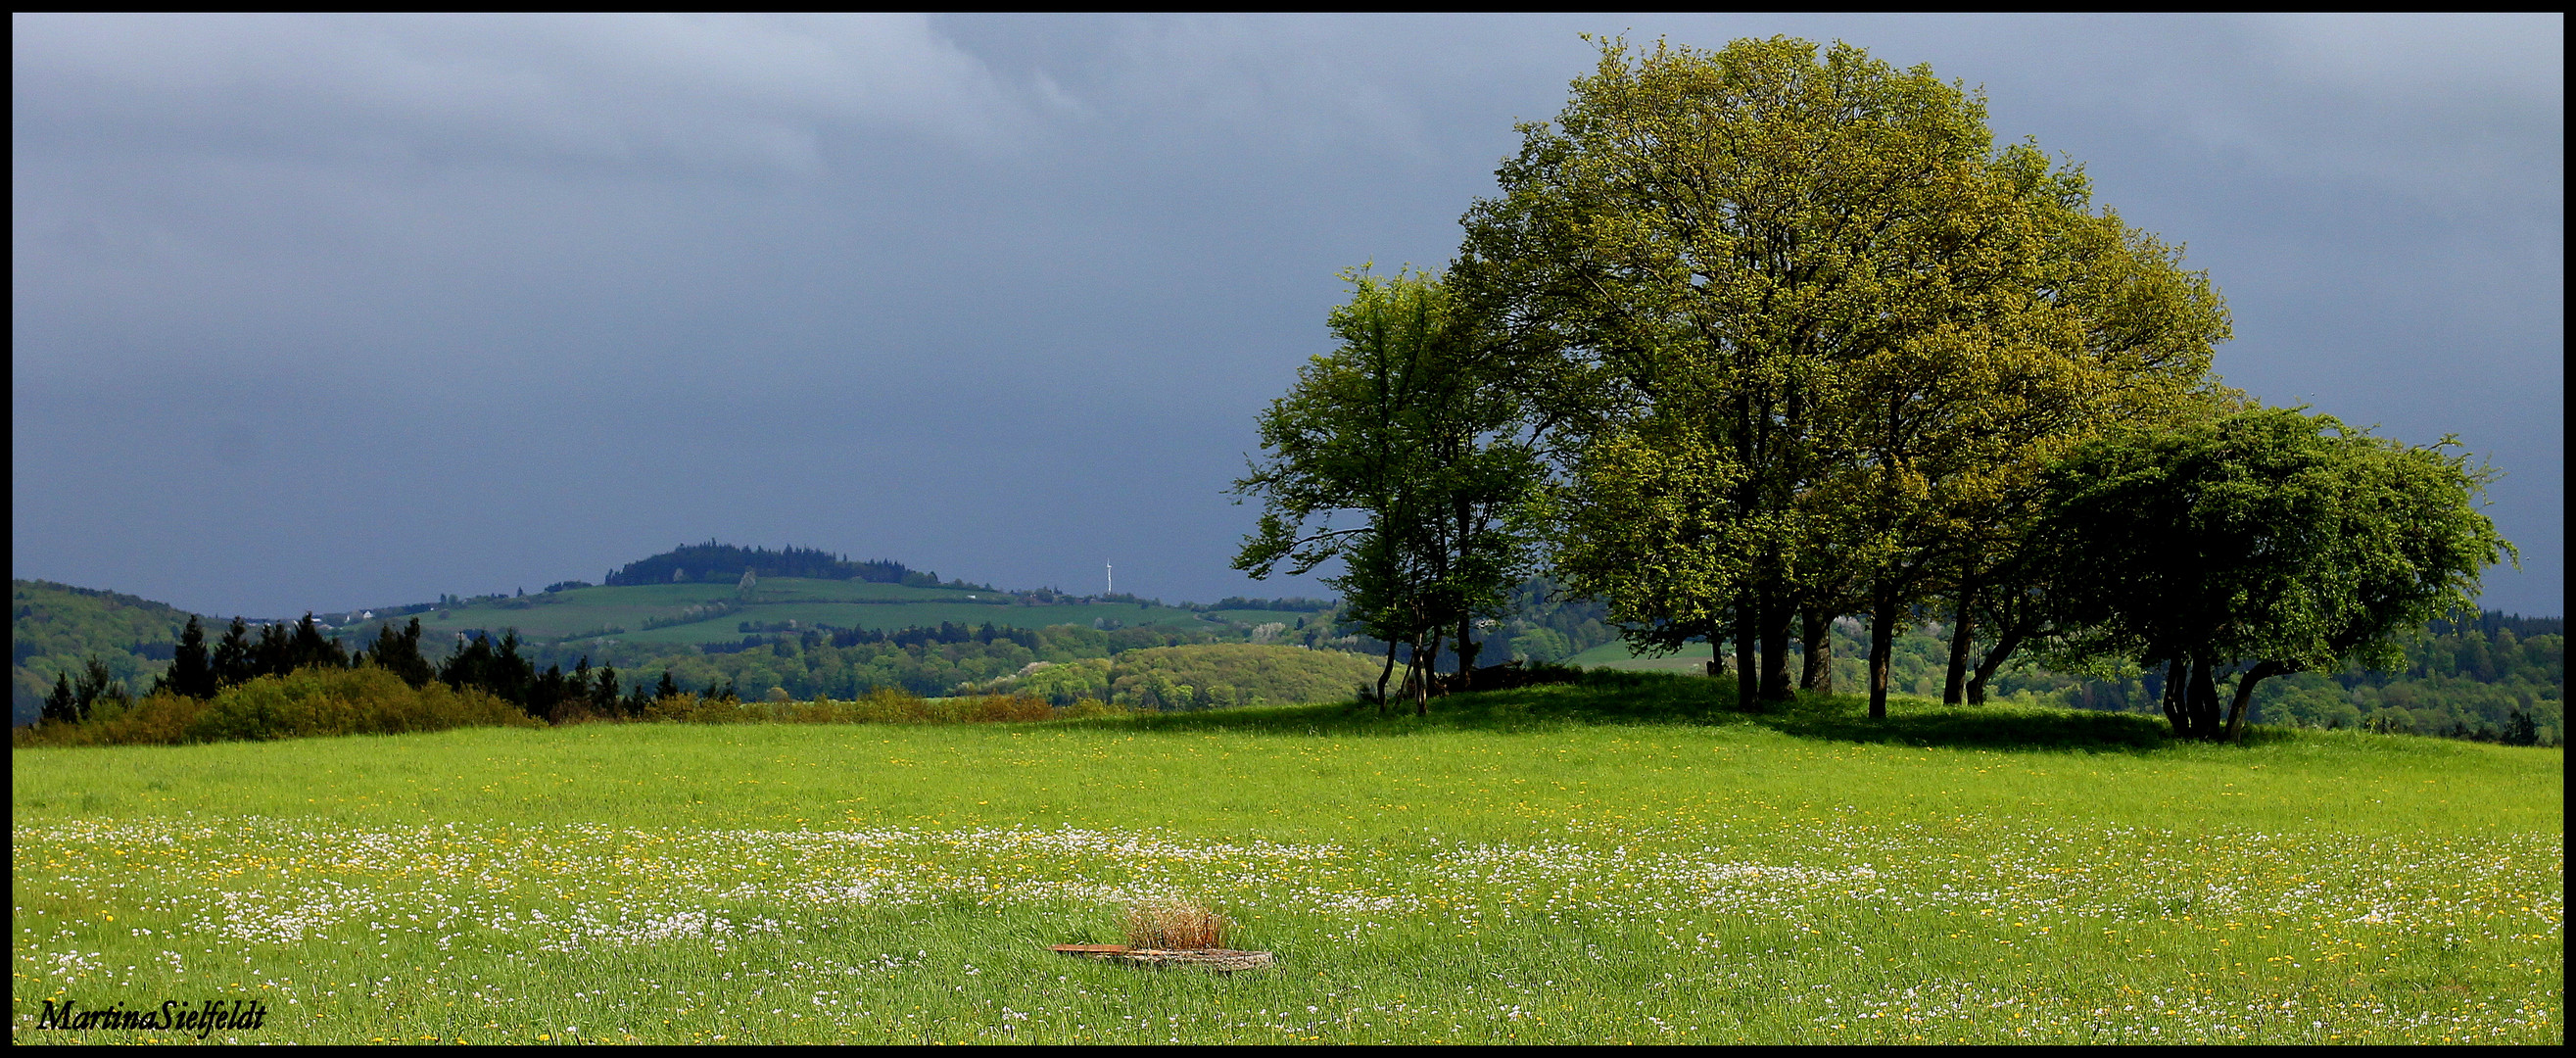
[366,618,435,688]
[591,664,622,714]
[165,615,218,698]
[252,622,293,680]
[212,617,255,688]
[73,656,125,719]
[530,663,569,720]
[287,613,347,672]
[491,631,533,707]
[43,672,77,725]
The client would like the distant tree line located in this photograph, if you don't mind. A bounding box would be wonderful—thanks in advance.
[52,613,736,727]
[603,542,939,588]
[1208,597,1341,612]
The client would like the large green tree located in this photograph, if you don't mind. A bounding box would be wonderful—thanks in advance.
[1456,35,2010,707]
[2036,407,2515,742]
[1233,266,1545,710]
[1455,35,2227,716]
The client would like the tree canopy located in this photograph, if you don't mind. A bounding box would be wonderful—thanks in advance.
[2036,406,2515,741]
[1453,35,2230,716]
[1232,266,1546,709]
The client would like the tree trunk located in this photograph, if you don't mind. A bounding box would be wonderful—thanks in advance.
[2187,657,2221,741]
[1455,500,1477,693]
[1965,619,2029,706]
[1799,604,1833,693]
[1416,630,1442,716]
[1867,583,1895,721]
[1455,611,1477,694]
[1943,569,1978,705]
[1707,627,1727,680]
[2223,660,2288,743]
[1735,596,1758,711]
[1759,589,1793,702]
[1375,639,1398,717]
[1397,639,1422,710]
[2158,659,2187,737]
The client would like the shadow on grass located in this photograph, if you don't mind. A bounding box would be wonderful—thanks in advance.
[1071,669,2187,753]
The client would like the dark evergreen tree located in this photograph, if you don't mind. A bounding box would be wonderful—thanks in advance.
[654,670,681,701]
[439,633,501,702]
[74,656,125,720]
[530,663,569,720]
[491,631,532,707]
[252,622,293,680]
[366,618,435,688]
[2504,709,2541,747]
[287,613,348,672]
[212,617,256,688]
[167,615,217,698]
[43,672,77,725]
[591,663,622,715]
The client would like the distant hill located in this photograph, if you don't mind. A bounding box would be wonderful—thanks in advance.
[603,542,935,588]
[11,580,203,727]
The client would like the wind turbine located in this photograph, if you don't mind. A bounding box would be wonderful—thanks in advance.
[1106,561,1113,596]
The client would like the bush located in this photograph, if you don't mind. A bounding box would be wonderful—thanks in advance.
[13,664,534,746]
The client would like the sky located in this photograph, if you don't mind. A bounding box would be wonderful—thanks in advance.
[13,13,2564,619]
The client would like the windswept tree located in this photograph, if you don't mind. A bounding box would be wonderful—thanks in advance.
[1233,266,1545,710]
[2036,407,2515,742]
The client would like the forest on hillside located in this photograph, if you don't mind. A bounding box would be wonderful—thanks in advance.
[602,542,957,588]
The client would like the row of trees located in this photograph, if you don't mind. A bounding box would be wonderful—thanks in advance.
[1235,36,2514,740]
[68,614,724,724]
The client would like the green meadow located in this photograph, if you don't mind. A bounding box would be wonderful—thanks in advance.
[12,675,2561,1043]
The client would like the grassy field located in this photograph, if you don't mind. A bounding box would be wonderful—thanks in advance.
[11,675,2560,1043]
[1566,639,1722,674]
[399,579,1228,646]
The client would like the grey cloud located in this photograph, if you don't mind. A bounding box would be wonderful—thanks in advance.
[11,14,2561,617]
[14,14,1043,173]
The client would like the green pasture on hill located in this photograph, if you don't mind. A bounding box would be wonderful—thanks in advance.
[1567,638,1722,673]
[12,676,2561,1044]
[1202,609,1323,626]
[401,578,1217,646]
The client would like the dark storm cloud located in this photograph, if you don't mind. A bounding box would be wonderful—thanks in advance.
[12,14,2561,618]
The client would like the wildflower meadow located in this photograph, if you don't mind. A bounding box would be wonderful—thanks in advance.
[12,677,2562,1043]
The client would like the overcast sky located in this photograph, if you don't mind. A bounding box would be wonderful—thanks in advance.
[13,13,2563,619]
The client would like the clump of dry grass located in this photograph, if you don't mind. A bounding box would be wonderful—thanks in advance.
[1124,900,1227,949]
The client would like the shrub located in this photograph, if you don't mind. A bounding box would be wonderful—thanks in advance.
[185,666,534,743]
[967,694,1054,723]
[1058,697,1130,720]
[12,664,533,746]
